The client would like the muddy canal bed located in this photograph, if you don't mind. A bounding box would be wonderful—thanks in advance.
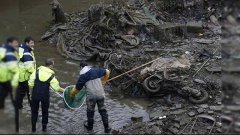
[1,91,150,134]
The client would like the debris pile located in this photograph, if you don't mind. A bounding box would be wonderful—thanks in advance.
[42,0,222,97]
[41,0,211,65]
[42,0,213,95]
[117,0,239,134]
[42,1,163,62]
[115,103,240,134]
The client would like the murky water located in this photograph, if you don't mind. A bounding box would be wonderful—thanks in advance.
[0,0,150,134]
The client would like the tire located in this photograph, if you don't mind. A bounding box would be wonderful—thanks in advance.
[189,89,209,104]
[142,75,161,93]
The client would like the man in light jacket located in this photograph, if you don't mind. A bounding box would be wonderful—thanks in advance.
[70,61,111,133]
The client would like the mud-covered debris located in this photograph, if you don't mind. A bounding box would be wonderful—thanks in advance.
[194,38,215,44]
[41,24,67,39]
[168,126,179,134]
[151,126,162,134]
[209,105,223,111]
[225,105,240,111]
[205,67,221,73]
[226,15,237,25]
[210,15,219,25]
[170,109,187,115]
[217,101,222,105]
[197,108,204,114]
[234,122,240,132]
[156,120,164,126]
[223,110,231,114]
[175,104,182,109]
[199,104,209,109]
[43,0,212,98]
[173,123,181,129]
[42,1,220,108]
[216,128,222,133]
[207,110,214,115]
[188,111,196,117]
[150,110,166,119]
[180,119,188,126]
[121,35,140,46]
[141,55,191,75]
[131,116,143,123]
[182,86,201,97]
[39,0,232,134]
[173,117,181,123]
[151,115,167,121]
[185,21,204,33]
[194,79,206,85]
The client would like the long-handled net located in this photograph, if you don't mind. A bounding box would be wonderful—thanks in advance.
[63,85,87,110]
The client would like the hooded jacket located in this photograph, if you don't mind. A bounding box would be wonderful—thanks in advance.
[19,44,36,82]
[0,44,19,87]
[28,66,61,92]
[75,66,110,99]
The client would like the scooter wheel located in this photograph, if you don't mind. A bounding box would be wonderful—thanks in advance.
[142,75,161,93]
[189,89,209,104]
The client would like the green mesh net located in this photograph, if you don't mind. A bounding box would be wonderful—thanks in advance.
[63,85,86,109]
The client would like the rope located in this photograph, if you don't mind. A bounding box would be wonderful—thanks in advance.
[107,57,161,82]
[193,47,219,77]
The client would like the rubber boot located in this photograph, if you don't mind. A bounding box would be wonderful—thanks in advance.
[42,124,47,132]
[32,124,36,133]
[99,109,111,133]
[84,121,93,131]
[105,127,112,133]
[85,111,94,131]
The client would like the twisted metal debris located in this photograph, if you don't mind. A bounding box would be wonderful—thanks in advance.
[42,0,208,94]
[42,1,166,72]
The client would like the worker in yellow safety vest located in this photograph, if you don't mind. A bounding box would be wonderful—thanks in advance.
[0,37,19,109]
[28,58,63,132]
[15,36,36,109]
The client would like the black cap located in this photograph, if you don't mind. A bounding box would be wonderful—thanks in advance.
[79,61,88,67]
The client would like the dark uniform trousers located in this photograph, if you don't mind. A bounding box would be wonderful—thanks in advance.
[15,81,30,109]
[0,81,13,109]
[0,81,19,132]
[31,70,54,128]
[15,81,31,132]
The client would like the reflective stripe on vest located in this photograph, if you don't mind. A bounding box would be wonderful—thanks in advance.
[6,52,15,56]
[19,51,36,69]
